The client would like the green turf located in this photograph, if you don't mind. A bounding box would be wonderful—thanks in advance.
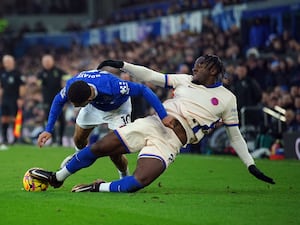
[0,145,299,225]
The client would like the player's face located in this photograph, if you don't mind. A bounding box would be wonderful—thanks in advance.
[191,56,211,85]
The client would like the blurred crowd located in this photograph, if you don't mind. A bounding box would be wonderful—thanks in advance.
[0,2,299,155]
[0,0,257,34]
[0,0,87,15]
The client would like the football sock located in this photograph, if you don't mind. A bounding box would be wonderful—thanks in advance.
[2,123,8,143]
[99,182,111,191]
[56,167,71,181]
[99,176,143,192]
[66,146,97,174]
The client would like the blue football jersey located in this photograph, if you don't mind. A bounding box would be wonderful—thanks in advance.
[45,70,167,133]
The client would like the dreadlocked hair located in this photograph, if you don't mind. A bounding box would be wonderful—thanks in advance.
[203,54,225,78]
[68,81,91,104]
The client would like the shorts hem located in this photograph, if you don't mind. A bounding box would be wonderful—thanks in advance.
[139,153,167,170]
[114,130,131,153]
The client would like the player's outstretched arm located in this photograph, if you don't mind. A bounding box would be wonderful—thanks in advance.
[226,126,275,184]
[98,60,166,87]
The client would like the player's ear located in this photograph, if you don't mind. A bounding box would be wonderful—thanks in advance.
[210,68,218,77]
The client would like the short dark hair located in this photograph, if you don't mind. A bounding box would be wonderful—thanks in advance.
[67,81,91,104]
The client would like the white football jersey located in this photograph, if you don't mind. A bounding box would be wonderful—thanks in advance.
[164,74,239,144]
[122,62,254,166]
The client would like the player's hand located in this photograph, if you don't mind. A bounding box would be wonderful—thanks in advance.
[162,115,176,129]
[37,131,52,148]
[248,165,275,184]
[97,60,124,70]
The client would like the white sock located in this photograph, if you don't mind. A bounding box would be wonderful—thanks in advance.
[99,182,111,192]
[56,166,71,181]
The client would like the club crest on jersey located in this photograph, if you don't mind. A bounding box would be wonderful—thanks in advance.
[119,82,129,94]
[211,97,219,106]
[60,87,66,98]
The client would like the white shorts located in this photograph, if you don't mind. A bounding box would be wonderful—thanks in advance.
[115,115,183,169]
[76,98,132,130]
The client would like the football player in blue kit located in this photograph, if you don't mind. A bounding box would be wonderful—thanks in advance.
[37,69,167,179]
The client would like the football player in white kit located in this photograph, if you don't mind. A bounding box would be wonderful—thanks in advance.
[30,55,275,192]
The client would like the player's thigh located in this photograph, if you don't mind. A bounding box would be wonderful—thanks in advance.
[91,131,128,156]
[133,158,165,186]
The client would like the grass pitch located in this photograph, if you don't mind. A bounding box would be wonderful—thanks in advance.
[0,145,299,225]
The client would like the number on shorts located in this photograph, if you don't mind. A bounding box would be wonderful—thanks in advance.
[120,114,131,126]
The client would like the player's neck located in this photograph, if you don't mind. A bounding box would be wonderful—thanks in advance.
[90,86,96,99]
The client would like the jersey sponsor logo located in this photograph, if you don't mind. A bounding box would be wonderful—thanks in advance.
[60,87,66,98]
[119,82,129,94]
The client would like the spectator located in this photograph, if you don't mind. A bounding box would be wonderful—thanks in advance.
[0,55,26,149]
[232,62,262,110]
[37,54,67,146]
[294,95,300,110]
[245,48,269,89]
[284,108,299,132]
[231,61,262,127]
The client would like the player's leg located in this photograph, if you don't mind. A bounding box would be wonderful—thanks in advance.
[0,102,13,149]
[57,113,66,146]
[81,116,181,193]
[30,131,128,187]
[105,157,164,192]
[73,124,94,149]
[106,99,132,178]
[1,116,9,142]
[72,157,165,193]
[109,153,130,178]
[59,124,94,168]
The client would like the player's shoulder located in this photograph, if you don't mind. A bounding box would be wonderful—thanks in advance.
[167,74,192,85]
[218,85,237,100]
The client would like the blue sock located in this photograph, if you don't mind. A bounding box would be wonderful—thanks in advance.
[109,176,143,192]
[66,146,97,173]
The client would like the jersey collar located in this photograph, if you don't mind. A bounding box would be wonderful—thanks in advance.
[205,81,222,88]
